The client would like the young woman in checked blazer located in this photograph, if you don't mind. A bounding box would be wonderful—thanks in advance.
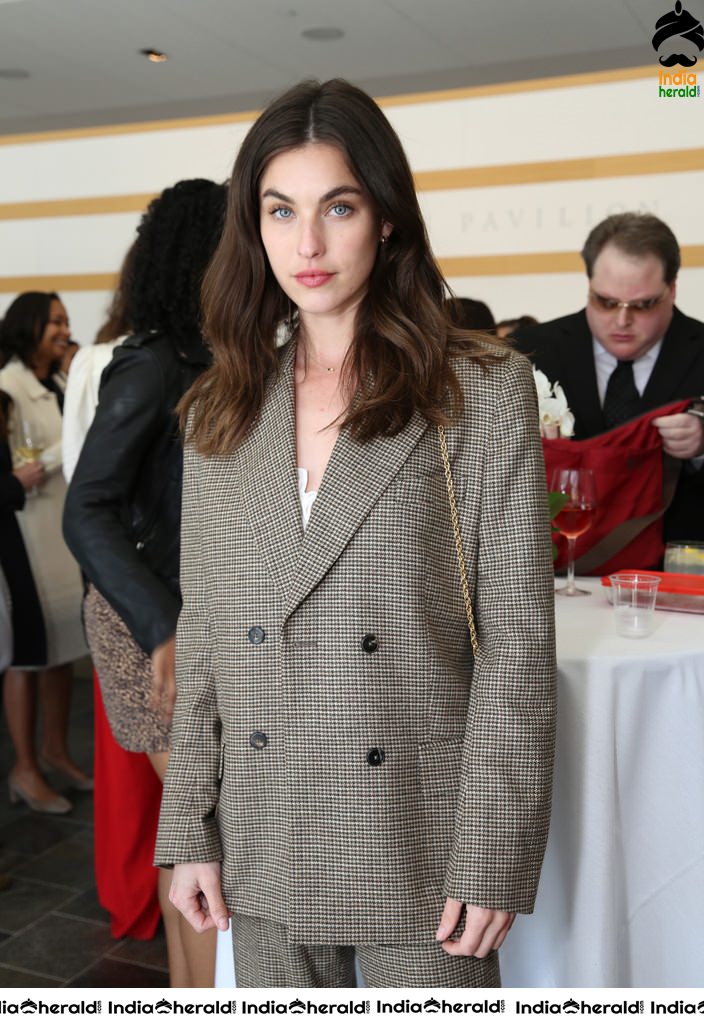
[155,79,557,988]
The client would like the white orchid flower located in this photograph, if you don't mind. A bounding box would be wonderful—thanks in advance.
[534,370,575,439]
[533,368,553,400]
[552,382,568,410]
[539,396,564,425]
[559,409,575,438]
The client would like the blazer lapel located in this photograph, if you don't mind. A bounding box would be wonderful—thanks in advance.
[642,308,704,407]
[236,342,303,599]
[559,314,607,438]
[284,409,429,620]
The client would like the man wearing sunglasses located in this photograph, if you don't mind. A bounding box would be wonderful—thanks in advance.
[514,211,704,543]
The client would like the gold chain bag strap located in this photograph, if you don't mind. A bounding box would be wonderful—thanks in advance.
[438,425,479,658]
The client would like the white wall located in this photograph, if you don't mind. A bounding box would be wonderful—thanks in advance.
[1,69,702,342]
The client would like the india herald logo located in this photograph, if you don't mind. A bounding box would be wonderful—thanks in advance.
[652,1,704,67]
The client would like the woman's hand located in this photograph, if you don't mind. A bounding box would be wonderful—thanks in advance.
[151,634,176,725]
[13,461,45,492]
[170,862,230,933]
[436,897,515,957]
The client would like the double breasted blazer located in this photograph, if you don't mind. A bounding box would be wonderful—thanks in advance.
[155,341,557,945]
[513,307,704,542]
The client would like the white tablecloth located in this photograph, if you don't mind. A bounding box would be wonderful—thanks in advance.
[501,579,704,987]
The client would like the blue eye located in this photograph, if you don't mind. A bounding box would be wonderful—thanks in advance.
[330,203,352,217]
[272,206,293,220]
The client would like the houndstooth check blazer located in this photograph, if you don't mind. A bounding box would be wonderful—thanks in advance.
[155,340,557,945]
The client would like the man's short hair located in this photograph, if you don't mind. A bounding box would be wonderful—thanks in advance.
[581,213,681,284]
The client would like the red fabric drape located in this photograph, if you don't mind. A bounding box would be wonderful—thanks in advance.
[544,398,692,576]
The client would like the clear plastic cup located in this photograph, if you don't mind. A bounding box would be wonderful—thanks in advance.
[609,572,661,638]
[663,541,704,575]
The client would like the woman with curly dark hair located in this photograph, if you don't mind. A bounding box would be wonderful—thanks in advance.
[0,293,88,815]
[64,178,227,986]
[155,81,556,988]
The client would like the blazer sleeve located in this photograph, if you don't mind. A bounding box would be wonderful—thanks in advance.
[62,345,181,654]
[154,438,223,866]
[443,351,557,914]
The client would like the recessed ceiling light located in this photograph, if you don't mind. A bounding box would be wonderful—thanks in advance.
[140,48,168,63]
[301,26,344,41]
[0,68,30,79]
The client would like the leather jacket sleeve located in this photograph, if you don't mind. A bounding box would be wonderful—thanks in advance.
[63,343,182,655]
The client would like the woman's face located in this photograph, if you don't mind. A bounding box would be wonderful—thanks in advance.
[33,299,70,372]
[259,143,391,328]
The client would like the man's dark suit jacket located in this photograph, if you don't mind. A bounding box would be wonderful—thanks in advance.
[513,306,704,544]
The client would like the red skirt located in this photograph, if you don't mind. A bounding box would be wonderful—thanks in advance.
[93,672,162,939]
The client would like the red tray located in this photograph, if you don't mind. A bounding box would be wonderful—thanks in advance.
[601,571,704,614]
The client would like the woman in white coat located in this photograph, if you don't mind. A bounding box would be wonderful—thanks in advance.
[0,292,89,814]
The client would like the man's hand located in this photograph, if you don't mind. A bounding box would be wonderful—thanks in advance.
[652,412,704,460]
[151,634,176,725]
[170,862,230,933]
[436,898,515,958]
[13,461,45,492]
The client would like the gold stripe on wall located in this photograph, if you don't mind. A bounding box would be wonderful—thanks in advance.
[2,148,702,222]
[0,194,157,221]
[381,65,653,108]
[440,252,582,276]
[0,273,117,294]
[0,66,654,146]
[416,148,704,191]
[2,245,703,293]
[0,109,258,147]
[440,245,704,277]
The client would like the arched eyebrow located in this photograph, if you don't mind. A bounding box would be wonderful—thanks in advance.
[261,185,363,203]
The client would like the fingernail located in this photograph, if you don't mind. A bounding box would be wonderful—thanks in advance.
[436,926,448,940]
[217,917,228,930]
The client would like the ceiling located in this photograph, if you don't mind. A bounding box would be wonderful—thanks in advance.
[0,0,692,136]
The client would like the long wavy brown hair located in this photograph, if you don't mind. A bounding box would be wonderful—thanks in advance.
[184,79,502,454]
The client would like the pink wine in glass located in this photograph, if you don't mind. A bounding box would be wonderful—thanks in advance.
[550,468,597,596]
[553,504,596,540]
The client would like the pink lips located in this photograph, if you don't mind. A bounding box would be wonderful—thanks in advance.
[295,271,334,287]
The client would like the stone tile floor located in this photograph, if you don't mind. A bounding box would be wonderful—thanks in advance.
[0,659,169,987]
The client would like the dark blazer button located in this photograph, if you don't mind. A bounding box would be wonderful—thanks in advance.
[361,633,379,653]
[248,626,265,645]
[366,747,385,767]
[249,731,268,750]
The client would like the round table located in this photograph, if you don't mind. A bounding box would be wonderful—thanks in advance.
[501,579,704,987]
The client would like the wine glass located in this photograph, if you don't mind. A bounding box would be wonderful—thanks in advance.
[14,420,45,498]
[550,468,597,596]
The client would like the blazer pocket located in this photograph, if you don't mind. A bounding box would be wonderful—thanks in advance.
[418,737,463,879]
[387,469,445,508]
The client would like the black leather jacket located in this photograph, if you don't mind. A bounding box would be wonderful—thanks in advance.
[63,331,210,655]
